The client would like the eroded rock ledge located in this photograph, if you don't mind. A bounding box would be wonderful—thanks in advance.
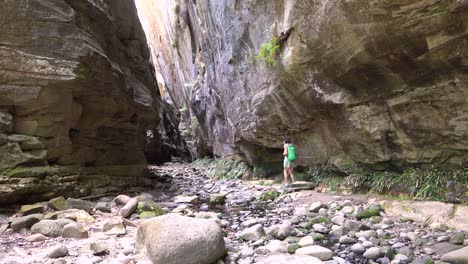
[138,0,468,171]
[0,0,160,203]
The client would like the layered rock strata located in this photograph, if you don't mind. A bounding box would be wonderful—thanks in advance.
[0,0,159,203]
[137,0,468,171]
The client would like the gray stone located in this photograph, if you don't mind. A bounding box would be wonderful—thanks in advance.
[241,224,266,241]
[298,236,315,247]
[260,240,288,254]
[114,195,131,205]
[26,233,48,242]
[11,214,42,231]
[267,220,296,240]
[47,245,68,258]
[20,204,45,216]
[94,202,111,213]
[449,232,465,245]
[344,220,363,231]
[90,242,109,256]
[339,236,356,244]
[441,246,468,264]
[48,197,67,211]
[256,254,323,264]
[62,222,88,239]
[66,198,93,213]
[295,245,333,261]
[430,242,463,256]
[120,198,138,218]
[363,247,382,260]
[332,215,346,226]
[356,230,378,239]
[135,214,226,264]
[102,218,126,235]
[351,244,366,254]
[31,219,74,237]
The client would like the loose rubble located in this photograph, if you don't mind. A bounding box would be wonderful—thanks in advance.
[0,161,467,264]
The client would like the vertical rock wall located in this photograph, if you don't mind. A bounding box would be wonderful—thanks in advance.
[0,0,160,203]
[138,0,468,172]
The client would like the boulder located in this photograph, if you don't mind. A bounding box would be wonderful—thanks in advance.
[10,214,42,231]
[31,219,74,237]
[62,222,88,239]
[48,197,67,211]
[441,246,468,264]
[135,214,226,264]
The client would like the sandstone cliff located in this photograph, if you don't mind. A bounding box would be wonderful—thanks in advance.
[0,0,159,203]
[138,0,468,172]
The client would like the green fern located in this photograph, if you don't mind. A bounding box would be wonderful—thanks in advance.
[257,36,280,66]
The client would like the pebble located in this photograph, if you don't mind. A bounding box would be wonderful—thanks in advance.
[47,245,68,258]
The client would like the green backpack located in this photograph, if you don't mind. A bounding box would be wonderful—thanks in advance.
[287,144,296,161]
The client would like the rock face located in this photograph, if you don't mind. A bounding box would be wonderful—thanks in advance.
[0,0,160,203]
[137,0,468,170]
[135,214,226,264]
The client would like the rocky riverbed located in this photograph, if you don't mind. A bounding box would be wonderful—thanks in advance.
[0,162,467,264]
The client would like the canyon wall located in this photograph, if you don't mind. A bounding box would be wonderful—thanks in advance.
[138,0,468,172]
[0,0,160,203]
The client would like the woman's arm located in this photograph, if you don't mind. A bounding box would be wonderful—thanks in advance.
[283,144,288,156]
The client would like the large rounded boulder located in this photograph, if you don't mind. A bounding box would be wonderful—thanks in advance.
[135,214,226,264]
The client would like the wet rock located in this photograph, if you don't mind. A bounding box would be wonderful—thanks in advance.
[11,214,42,231]
[356,205,381,220]
[240,224,266,241]
[31,219,74,237]
[295,245,333,261]
[62,222,88,239]
[135,214,226,264]
[47,245,68,258]
[66,198,93,213]
[48,197,67,211]
[441,246,468,264]
[120,198,138,218]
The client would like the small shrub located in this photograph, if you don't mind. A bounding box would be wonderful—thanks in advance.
[257,36,280,66]
[173,4,180,14]
[259,190,280,201]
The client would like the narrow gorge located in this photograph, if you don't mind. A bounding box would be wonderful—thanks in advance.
[0,0,467,264]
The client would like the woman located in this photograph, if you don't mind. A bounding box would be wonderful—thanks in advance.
[283,137,296,185]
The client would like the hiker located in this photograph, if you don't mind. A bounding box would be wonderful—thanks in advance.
[283,137,296,185]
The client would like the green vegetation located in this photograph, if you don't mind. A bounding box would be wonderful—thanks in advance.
[173,4,180,14]
[171,41,177,48]
[305,163,467,201]
[257,36,280,66]
[207,158,251,180]
[356,208,381,220]
[288,243,301,254]
[305,216,330,229]
[179,106,188,113]
[259,190,280,201]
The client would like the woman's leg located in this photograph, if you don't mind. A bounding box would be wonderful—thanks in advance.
[289,167,295,184]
